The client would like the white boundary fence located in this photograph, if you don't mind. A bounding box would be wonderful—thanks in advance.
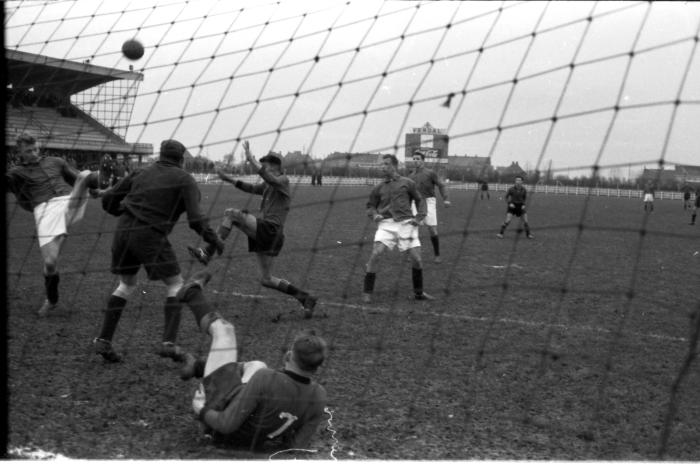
[192,174,696,201]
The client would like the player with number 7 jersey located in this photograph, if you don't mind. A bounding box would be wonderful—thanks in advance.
[178,271,328,451]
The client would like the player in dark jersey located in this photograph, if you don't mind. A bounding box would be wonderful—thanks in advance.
[408,151,451,263]
[690,189,700,225]
[497,175,533,239]
[176,270,328,451]
[363,154,434,303]
[188,140,318,318]
[93,139,223,363]
[6,133,100,316]
[480,181,490,200]
[99,153,114,189]
[111,154,129,186]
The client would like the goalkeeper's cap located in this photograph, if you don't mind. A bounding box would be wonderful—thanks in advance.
[260,152,283,167]
[160,139,187,161]
[291,329,327,373]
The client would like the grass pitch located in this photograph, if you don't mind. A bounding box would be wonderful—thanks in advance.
[6,183,700,459]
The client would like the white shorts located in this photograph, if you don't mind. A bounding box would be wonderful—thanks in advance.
[374,218,421,252]
[33,186,89,248]
[411,197,437,226]
[643,193,654,203]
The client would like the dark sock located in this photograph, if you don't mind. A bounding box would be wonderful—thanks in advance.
[692,213,696,223]
[430,235,440,257]
[98,295,127,341]
[412,268,423,296]
[274,280,308,303]
[524,223,531,235]
[204,224,231,256]
[499,224,506,234]
[363,272,376,293]
[163,297,182,343]
[182,287,215,328]
[44,272,60,304]
[194,357,206,378]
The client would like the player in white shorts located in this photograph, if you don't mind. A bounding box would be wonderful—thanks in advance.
[408,150,451,263]
[6,133,100,316]
[642,180,655,213]
[362,154,434,303]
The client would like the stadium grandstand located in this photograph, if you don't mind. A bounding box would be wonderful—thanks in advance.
[6,49,153,170]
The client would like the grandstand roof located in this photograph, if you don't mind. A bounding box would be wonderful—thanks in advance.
[6,49,143,96]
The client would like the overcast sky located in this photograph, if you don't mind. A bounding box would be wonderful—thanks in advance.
[5,0,700,176]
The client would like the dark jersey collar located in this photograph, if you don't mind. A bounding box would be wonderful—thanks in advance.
[282,369,311,384]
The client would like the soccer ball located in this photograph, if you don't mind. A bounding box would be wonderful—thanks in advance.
[122,39,144,60]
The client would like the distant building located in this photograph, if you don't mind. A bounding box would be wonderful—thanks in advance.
[323,152,385,169]
[495,161,526,178]
[640,165,700,188]
[405,122,449,163]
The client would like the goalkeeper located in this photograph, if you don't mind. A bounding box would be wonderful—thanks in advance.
[188,140,318,319]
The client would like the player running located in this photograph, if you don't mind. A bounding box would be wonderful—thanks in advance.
[6,133,101,316]
[363,154,434,303]
[177,270,328,451]
[187,140,318,319]
[497,175,534,239]
[408,150,451,263]
[93,139,223,363]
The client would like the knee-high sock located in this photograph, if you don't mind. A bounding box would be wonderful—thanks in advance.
[430,235,440,257]
[524,222,531,235]
[44,272,60,304]
[363,272,376,293]
[412,268,423,296]
[271,279,309,303]
[204,224,232,256]
[163,297,182,343]
[98,295,127,341]
[180,286,215,328]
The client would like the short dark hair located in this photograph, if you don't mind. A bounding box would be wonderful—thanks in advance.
[515,175,524,181]
[16,133,36,147]
[291,329,327,372]
[382,154,399,167]
[412,150,425,160]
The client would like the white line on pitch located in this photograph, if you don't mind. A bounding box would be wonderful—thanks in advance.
[212,290,689,343]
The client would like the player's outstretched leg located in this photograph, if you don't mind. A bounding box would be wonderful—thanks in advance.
[257,255,317,318]
[497,216,511,238]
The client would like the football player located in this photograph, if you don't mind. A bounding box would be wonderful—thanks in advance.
[93,139,223,363]
[6,133,100,316]
[188,140,318,319]
[363,154,434,303]
[177,270,328,451]
[497,175,534,239]
[408,150,451,263]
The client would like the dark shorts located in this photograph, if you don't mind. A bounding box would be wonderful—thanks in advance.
[203,362,245,411]
[111,213,181,280]
[507,204,526,217]
[248,219,285,257]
